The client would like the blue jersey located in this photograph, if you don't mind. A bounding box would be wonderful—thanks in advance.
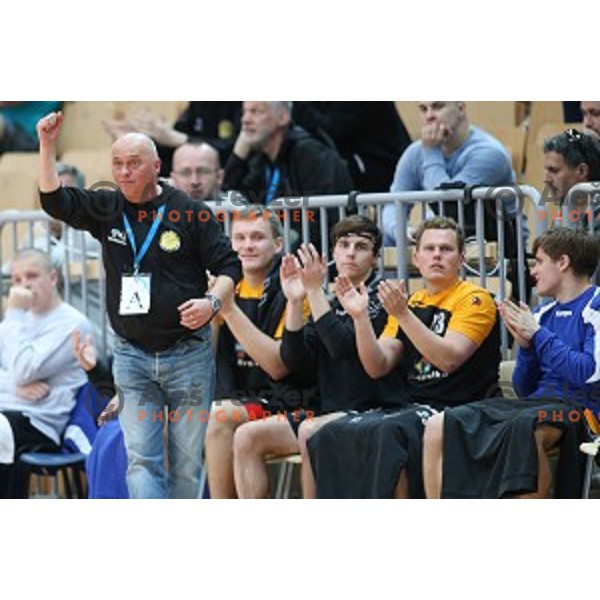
[513,286,600,409]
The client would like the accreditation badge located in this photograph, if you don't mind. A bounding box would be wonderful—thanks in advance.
[119,273,152,315]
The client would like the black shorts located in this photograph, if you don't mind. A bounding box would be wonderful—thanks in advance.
[442,398,587,498]
[2,411,60,460]
[0,411,60,498]
[307,405,436,499]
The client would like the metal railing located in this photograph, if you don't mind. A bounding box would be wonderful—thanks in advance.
[562,182,600,232]
[213,186,543,357]
[2,183,552,361]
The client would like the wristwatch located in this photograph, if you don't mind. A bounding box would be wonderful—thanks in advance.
[205,293,222,315]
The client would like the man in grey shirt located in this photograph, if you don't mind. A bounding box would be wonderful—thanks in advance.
[0,248,90,497]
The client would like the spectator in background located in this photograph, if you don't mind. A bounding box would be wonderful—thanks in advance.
[292,102,411,193]
[543,130,600,201]
[562,101,583,124]
[170,142,224,203]
[0,102,62,153]
[223,101,353,249]
[56,162,86,188]
[104,101,241,176]
[1,161,99,276]
[0,248,90,497]
[33,162,101,268]
[50,162,90,253]
[542,129,600,233]
[581,102,600,139]
[382,101,519,245]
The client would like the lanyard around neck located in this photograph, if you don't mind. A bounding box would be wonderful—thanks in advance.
[122,205,166,274]
[264,166,281,205]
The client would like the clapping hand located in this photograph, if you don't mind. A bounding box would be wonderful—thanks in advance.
[498,299,538,349]
[336,274,368,319]
[280,254,306,303]
[102,117,135,140]
[296,244,327,294]
[129,111,174,146]
[72,329,97,372]
[378,279,409,318]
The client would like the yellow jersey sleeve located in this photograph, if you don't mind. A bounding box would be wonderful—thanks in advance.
[379,315,399,339]
[447,290,496,345]
[274,298,311,340]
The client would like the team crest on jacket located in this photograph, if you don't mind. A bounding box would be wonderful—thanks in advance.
[159,231,181,253]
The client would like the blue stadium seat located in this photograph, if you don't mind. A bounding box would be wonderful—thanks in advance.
[17,382,107,499]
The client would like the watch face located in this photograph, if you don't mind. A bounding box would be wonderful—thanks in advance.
[208,294,221,312]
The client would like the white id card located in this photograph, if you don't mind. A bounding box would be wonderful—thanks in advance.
[119,273,152,315]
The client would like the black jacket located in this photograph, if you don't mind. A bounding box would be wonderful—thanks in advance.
[40,183,241,352]
[223,125,353,247]
[157,101,242,175]
[293,101,411,193]
[280,276,409,414]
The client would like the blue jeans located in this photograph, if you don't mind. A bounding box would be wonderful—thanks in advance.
[113,329,214,499]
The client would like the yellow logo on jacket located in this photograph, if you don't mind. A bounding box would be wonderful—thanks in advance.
[159,231,181,253]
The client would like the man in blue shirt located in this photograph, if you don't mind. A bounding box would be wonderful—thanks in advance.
[382,101,518,245]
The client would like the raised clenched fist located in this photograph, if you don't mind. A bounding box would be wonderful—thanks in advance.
[36,111,64,145]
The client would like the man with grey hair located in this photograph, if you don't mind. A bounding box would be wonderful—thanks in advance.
[36,111,241,499]
[223,101,353,248]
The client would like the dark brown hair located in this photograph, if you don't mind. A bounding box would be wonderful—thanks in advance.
[331,215,382,255]
[533,227,600,278]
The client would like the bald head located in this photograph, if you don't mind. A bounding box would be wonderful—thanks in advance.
[171,142,223,201]
[111,133,161,203]
[173,142,220,170]
[417,101,469,152]
[112,133,159,159]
